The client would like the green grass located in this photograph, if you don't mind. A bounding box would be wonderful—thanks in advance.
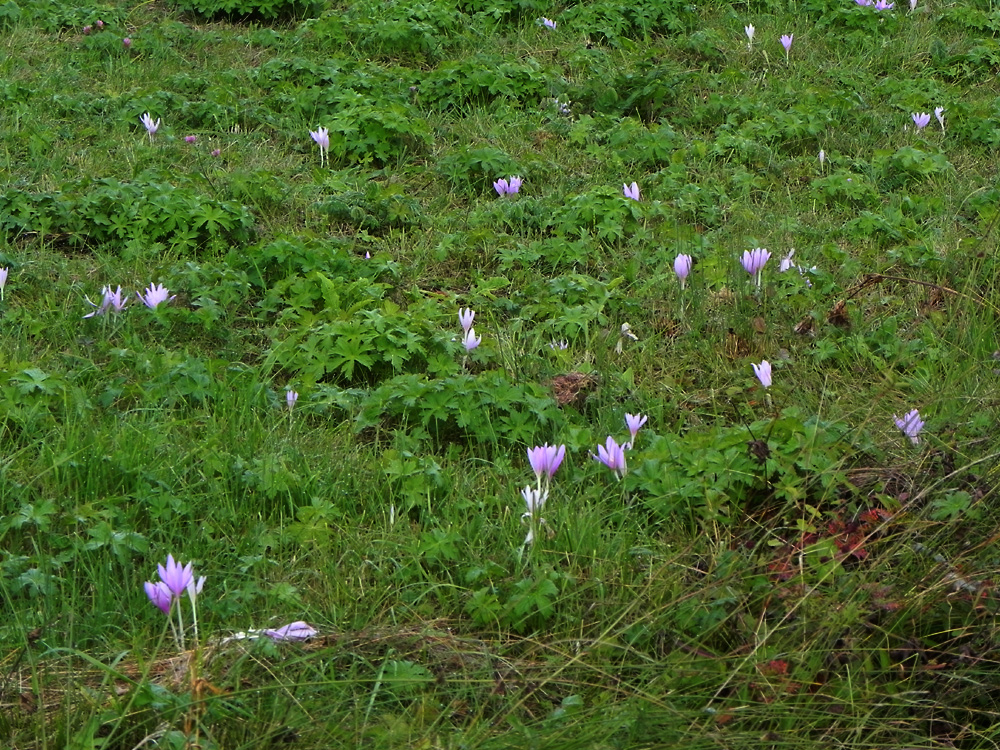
[2,0,1000,747]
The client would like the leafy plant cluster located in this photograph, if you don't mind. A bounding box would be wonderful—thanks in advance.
[0,175,254,250]
[168,0,320,21]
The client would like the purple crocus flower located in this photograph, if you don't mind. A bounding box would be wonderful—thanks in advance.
[137,283,175,309]
[84,285,127,318]
[264,621,317,641]
[780,34,793,55]
[286,390,299,410]
[123,37,132,48]
[894,409,924,445]
[541,17,557,29]
[527,443,566,484]
[184,135,197,143]
[549,339,568,350]
[144,580,173,614]
[874,0,893,9]
[625,413,648,444]
[934,107,945,131]
[139,112,159,140]
[157,554,194,597]
[310,126,329,165]
[463,327,481,352]
[211,148,221,157]
[83,25,92,34]
[741,248,771,284]
[0,267,8,300]
[752,360,772,388]
[493,176,522,195]
[674,254,692,288]
[458,308,475,332]
[623,181,640,201]
[593,436,627,479]
[745,24,755,47]
[96,19,103,28]
[912,112,930,129]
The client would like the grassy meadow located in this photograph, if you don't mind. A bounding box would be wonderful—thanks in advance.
[2,0,1000,746]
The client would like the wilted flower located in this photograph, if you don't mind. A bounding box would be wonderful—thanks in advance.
[521,484,548,515]
[625,413,648,444]
[264,621,317,642]
[309,126,329,166]
[674,253,692,288]
[912,112,930,129]
[779,249,796,272]
[753,360,772,388]
[745,24,755,47]
[934,106,945,131]
[137,282,175,310]
[741,248,771,285]
[139,112,160,140]
[458,307,475,332]
[286,390,298,410]
[84,285,127,317]
[593,436,627,479]
[780,34,793,56]
[184,135,197,143]
[623,181,640,201]
[541,17,557,29]
[463,327,481,352]
[157,554,194,597]
[122,37,131,48]
[527,443,566,485]
[894,409,924,445]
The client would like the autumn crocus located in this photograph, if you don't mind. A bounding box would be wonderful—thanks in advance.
[463,327,481,352]
[741,248,771,286]
[623,181,640,201]
[0,267,8,301]
[912,112,930,130]
[593,436,627,479]
[674,253,692,289]
[494,176,522,195]
[122,37,131,48]
[157,554,194,596]
[84,285,127,317]
[264,621,317,641]
[527,443,566,488]
[625,413,648,446]
[184,135,197,143]
[144,580,173,614]
[137,283,175,309]
[541,17,556,29]
[753,360,772,388]
[894,409,924,445]
[780,34,793,60]
[310,126,329,166]
[286,390,299,410]
[745,24,755,48]
[935,107,945,131]
[873,0,893,9]
[139,112,159,140]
